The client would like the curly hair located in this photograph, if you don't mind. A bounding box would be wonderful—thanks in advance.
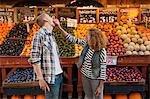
[85,28,108,51]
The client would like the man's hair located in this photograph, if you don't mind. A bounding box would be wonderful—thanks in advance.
[36,14,46,27]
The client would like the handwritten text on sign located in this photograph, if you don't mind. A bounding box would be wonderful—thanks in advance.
[99,9,117,23]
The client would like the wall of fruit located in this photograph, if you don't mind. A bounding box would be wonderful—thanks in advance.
[0,7,150,56]
[0,17,149,57]
[0,6,150,99]
[74,20,150,56]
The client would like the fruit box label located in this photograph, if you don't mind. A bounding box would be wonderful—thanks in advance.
[106,56,118,65]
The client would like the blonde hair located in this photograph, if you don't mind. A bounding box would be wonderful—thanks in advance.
[85,28,108,51]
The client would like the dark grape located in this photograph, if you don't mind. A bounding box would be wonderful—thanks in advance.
[53,22,75,57]
[0,39,25,56]
[4,68,34,83]
[0,23,29,56]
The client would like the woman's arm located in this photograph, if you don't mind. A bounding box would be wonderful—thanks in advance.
[95,48,107,96]
[53,19,86,46]
[99,48,107,81]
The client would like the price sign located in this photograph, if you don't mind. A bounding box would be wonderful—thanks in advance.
[119,8,139,23]
[58,7,76,22]
[17,7,35,22]
[99,9,117,23]
[141,8,150,23]
[38,7,55,17]
[0,8,14,22]
[106,56,118,65]
[67,18,77,28]
[79,9,97,23]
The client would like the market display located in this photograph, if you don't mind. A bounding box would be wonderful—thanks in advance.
[4,66,144,83]
[0,22,14,44]
[74,21,150,56]
[98,23,126,56]
[4,68,34,83]
[53,22,75,56]
[0,3,149,99]
[0,23,28,56]
[20,23,40,56]
[106,66,144,82]
[118,18,150,55]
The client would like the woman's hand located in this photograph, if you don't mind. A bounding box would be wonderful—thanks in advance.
[95,80,104,96]
[95,86,103,96]
[39,79,50,91]
[53,19,60,27]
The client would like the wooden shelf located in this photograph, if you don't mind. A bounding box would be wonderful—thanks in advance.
[117,55,150,66]
[0,55,149,97]
[0,55,150,68]
[5,38,28,41]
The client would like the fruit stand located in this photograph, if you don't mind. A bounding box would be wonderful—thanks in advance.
[0,1,150,99]
[0,56,150,99]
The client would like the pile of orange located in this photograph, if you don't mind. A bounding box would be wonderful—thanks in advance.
[0,22,15,45]
[20,23,40,56]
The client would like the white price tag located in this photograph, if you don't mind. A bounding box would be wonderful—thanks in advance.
[106,56,118,65]
[67,18,77,28]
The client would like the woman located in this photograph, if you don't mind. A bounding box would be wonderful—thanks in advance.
[54,19,107,99]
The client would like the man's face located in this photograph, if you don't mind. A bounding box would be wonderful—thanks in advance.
[44,14,55,30]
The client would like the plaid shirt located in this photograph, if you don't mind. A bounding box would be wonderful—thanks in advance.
[28,27,60,84]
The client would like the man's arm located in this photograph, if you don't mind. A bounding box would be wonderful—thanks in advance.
[33,64,50,91]
[28,32,50,91]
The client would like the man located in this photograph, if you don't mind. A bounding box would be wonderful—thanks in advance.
[28,13,63,99]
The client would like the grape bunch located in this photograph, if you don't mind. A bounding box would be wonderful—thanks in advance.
[0,39,25,56]
[106,66,144,82]
[4,68,34,83]
[53,22,75,57]
[0,23,29,56]
[6,23,29,39]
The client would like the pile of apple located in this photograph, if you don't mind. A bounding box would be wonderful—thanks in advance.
[106,66,144,82]
[97,23,126,56]
[20,23,40,56]
[74,24,97,56]
[0,22,15,45]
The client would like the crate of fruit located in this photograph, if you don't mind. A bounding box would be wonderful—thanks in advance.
[106,66,145,85]
[2,68,45,95]
[2,68,38,87]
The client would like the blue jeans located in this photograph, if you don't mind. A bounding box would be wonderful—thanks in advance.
[46,74,63,99]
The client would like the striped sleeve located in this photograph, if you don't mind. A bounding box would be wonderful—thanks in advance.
[99,48,107,80]
[65,34,86,46]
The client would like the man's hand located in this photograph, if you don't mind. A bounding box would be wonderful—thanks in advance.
[39,79,50,91]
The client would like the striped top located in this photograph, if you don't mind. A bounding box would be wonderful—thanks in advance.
[66,34,107,80]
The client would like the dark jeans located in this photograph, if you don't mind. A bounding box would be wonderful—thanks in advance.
[46,74,63,99]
